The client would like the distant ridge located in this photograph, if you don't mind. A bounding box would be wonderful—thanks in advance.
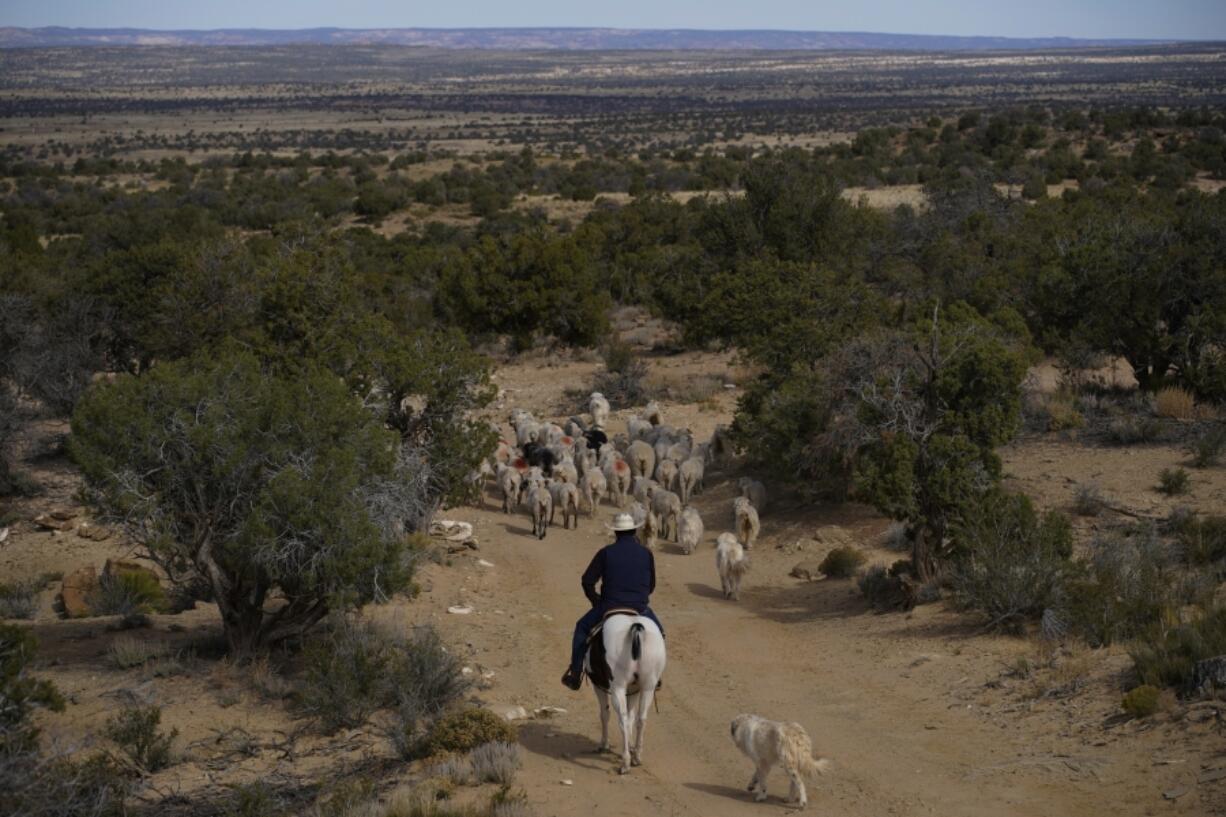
[0,26,1177,50]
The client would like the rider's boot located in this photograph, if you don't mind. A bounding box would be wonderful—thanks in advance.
[561,667,582,690]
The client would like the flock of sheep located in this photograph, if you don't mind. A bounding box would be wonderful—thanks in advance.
[480,392,766,601]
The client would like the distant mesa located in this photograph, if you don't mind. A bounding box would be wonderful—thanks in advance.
[0,26,1181,51]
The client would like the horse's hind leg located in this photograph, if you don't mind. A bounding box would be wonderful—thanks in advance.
[594,687,611,753]
[630,688,652,767]
[611,688,633,774]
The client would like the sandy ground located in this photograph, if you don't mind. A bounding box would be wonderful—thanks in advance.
[4,352,1226,815]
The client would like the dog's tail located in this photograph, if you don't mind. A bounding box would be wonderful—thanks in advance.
[799,753,831,778]
[629,622,644,661]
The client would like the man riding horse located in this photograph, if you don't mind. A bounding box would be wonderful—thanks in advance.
[561,512,664,690]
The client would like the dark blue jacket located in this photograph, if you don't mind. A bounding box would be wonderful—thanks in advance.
[582,532,656,612]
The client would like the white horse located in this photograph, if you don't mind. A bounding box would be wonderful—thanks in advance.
[585,614,666,775]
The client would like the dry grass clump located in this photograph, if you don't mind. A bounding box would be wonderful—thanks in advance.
[1072,482,1106,516]
[108,634,168,669]
[422,709,517,758]
[0,580,40,619]
[1154,386,1196,420]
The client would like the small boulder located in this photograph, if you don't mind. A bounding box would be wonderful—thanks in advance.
[59,566,98,618]
[789,560,825,582]
[33,514,75,532]
[1191,655,1226,694]
[486,703,529,722]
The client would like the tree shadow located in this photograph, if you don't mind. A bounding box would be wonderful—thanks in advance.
[517,721,620,773]
[737,579,871,625]
[685,582,727,601]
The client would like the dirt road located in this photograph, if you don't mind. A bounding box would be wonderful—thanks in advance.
[419,479,1214,817]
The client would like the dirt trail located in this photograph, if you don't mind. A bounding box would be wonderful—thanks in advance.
[424,484,1209,817]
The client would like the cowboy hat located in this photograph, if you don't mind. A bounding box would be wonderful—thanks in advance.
[607,512,638,532]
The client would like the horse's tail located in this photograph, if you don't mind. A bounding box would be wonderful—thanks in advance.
[629,622,645,661]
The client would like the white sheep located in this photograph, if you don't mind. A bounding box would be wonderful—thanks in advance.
[579,466,608,516]
[516,421,541,449]
[529,484,552,540]
[679,506,704,555]
[643,401,663,426]
[653,435,675,465]
[678,456,705,505]
[715,532,750,600]
[589,392,610,430]
[493,439,515,466]
[628,500,648,529]
[733,496,760,549]
[627,416,652,442]
[632,475,658,507]
[497,464,522,514]
[603,456,632,508]
[641,508,660,550]
[553,458,579,485]
[543,423,566,446]
[550,480,580,530]
[627,439,656,480]
[650,487,683,542]
[654,458,679,492]
[738,477,768,514]
[665,439,692,464]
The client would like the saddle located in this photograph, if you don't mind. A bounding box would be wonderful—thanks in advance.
[583,608,638,692]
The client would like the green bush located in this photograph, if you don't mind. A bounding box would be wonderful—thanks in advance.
[1107,416,1163,445]
[0,580,39,620]
[299,618,470,739]
[72,349,417,654]
[1157,467,1190,496]
[818,547,866,579]
[1120,685,1161,717]
[1064,525,1184,647]
[1189,425,1226,468]
[1131,607,1226,690]
[1072,483,1106,517]
[423,709,517,758]
[88,571,166,618]
[1171,513,1226,565]
[949,492,1073,632]
[103,705,177,771]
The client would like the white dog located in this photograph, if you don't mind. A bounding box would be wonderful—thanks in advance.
[730,714,830,808]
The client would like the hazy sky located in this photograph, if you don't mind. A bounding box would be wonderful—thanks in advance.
[2,1,1224,40]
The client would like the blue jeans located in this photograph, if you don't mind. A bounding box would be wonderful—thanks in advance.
[570,606,663,675]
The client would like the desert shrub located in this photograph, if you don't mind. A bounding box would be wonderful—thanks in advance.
[1157,467,1190,496]
[223,782,289,817]
[1171,513,1226,565]
[949,492,1073,633]
[857,563,919,610]
[882,522,910,551]
[428,753,476,787]
[0,580,39,619]
[1107,416,1163,445]
[300,618,469,738]
[1064,525,1183,646]
[590,343,652,410]
[663,373,724,404]
[1,625,129,817]
[1131,607,1226,690]
[1189,425,1226,467]
[72,349,421,654]
[1120,684,1161,717]
[468,742,521,785]
[103,704,177,771]
[818,547,866,579]
[316,778,377,817]
[1027,393,1084,432]
[1154,386,1196,419]
[88,570,166,618]
[423,709,516,758]
[1071,482,1106,516]
[107,635,167,669]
